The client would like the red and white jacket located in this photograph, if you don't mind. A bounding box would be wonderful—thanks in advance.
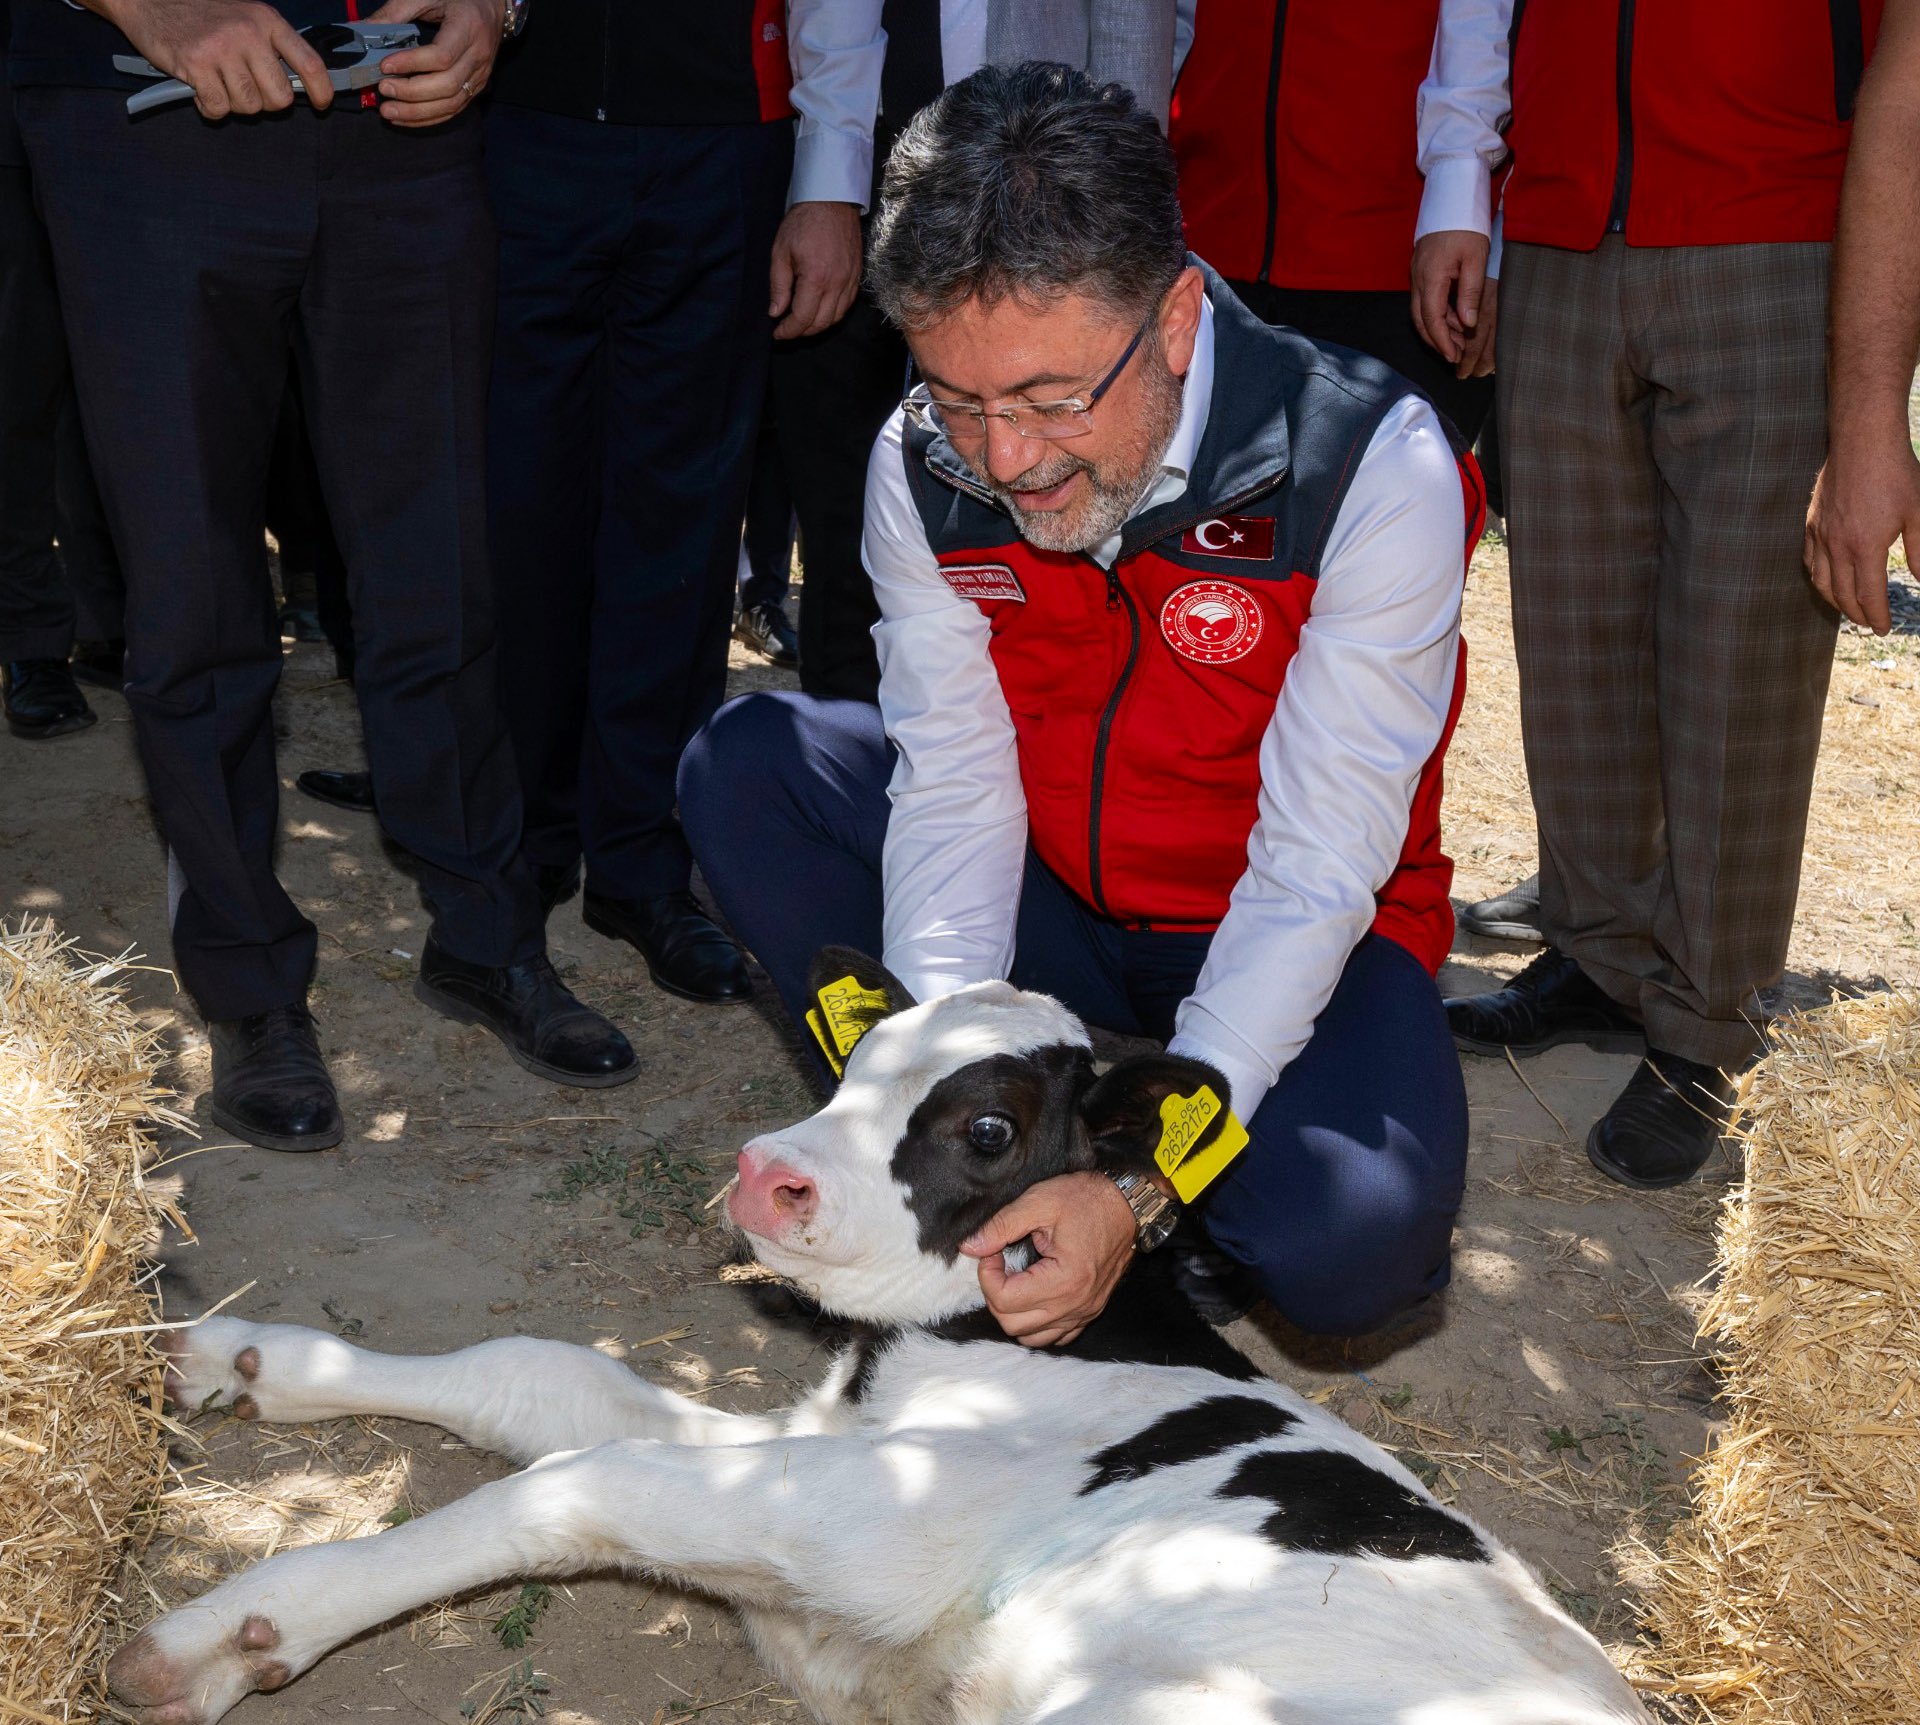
[863,270,1480,1119]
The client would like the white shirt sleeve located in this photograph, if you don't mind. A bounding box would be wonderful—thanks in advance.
[1413,0,1514,242]
[863,413,1030,1006]
[787,0,888,210]
[1167,397,1466,1122]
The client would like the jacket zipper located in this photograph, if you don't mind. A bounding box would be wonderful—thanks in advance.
[1605,0,1638,233]
[1256,0,1290,282]
[1086,568,1140,918]
[596,0,613,121]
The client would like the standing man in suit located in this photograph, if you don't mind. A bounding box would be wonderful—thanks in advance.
[9,0,638,1151]
[482,0,883,1001]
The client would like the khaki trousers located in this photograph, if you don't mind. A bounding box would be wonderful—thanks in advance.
[1497,237,1837,1068]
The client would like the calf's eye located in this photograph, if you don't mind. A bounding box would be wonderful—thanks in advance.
[969,1113,1017,1153]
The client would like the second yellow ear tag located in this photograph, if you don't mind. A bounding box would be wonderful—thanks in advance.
[1152,1085,1251,1203]
[808,974,893,1077]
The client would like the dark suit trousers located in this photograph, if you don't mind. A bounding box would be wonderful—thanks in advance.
[0,159,120,660]
[485,105,792,900]
[15,92,541,1020]
[763,289,906,703]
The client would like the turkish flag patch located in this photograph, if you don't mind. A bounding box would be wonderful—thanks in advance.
[1181,515,1276,560]
[939,563,1026,603]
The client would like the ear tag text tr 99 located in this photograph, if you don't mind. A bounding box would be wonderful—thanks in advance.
[806,975,892,1078]
[1152,1085,1249,1203]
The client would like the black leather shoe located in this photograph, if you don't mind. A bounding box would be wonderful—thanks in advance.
[1446,947,1643,1058]
[734,601,799,668]
[4,658,96,740]
[206,1004,344,1152]
[1586,1049,1735,1189]
[536,861,582,918]
[1459,871,1544,943]
[69,637,126,690]
[296,768,376,813]
[415,939,639,1087]
[1168,1238,1262,1326]
[582,890,753,1003]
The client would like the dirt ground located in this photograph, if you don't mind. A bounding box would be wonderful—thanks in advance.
[5,532,1918,1725]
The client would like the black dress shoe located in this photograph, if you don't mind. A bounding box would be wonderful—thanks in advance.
[1458,871,1545,943]
[3,658,96,740]
[295,768,376,813]
[1168,1237,1262,1326]
[582,890,753,1003]
[69,637,126,690]
[415,939,639,1087]
[1586,1049,1736,1189]
[734,601,800,668]
[206,1004,344,1152]
[1445,947,1643,1057]
[536,861,582,918]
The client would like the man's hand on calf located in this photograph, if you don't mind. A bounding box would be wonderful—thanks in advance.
[962,1172,1137,1349]
[369,0,502,128]
[102,0,331,119]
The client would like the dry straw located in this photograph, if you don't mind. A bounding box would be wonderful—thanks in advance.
[1,920,185,1723]
[1628,990,1920,1723]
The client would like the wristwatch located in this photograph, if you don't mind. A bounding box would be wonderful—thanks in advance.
[1109,1169,1180,1254]
[503,0,531,39]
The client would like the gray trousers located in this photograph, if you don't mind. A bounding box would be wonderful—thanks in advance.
[1497,237,1837,1069]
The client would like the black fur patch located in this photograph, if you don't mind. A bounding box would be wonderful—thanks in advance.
[841,1330,889,1405]
[1081,1395,1299,1494]
[1217,1448,1490,1563]
[889,1044,1096,1260]
[926,1248,1261,1380]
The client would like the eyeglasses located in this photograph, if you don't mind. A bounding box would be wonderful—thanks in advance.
[902,311,1154,444]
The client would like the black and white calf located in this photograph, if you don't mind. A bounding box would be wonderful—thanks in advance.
[111,952,1650,1725]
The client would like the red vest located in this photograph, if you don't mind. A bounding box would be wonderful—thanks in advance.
[1505,0,1880,249]
[901,276,1484,975]
[1171,0,1441,292]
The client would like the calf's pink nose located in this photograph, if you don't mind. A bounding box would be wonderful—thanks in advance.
[729,1149,818,1238]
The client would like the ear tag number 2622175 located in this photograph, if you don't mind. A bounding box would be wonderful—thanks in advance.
[1153,1085,1250,1204]
[806,975,893,1078]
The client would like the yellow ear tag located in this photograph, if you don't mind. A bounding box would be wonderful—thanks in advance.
[807,974,893,1077]
[1153,1084,1251,1204]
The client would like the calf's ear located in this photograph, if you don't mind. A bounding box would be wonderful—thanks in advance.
[805,946,918,1076]
[1078,1052,1234,1173]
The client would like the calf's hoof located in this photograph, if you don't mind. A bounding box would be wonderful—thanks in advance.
[160,1317,270,1419]
[107,1611,290,1725]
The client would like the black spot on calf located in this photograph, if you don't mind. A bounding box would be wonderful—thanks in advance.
[1081,1395,1299,1494]
[1217,1449,1489,1563]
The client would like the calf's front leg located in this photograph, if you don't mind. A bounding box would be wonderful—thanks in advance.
[109,1432,966,1725]
[165,1315,779,1460]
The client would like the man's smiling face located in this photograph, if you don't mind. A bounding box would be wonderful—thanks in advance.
[905,267,1204,555]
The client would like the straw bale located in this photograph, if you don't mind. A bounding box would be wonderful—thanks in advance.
[0,920,184,1722]
[1629,991,1920,1724]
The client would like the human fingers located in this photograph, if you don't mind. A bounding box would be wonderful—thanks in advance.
[961,1189,1054,1259]
[269,13,332,109]
[775,269,832,341]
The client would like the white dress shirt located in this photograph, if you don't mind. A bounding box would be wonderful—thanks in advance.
[1413,0,1515,268]
[789,0,890,208]
[860,300,1467,1121]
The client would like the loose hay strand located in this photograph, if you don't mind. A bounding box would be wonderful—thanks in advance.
[1627,991,1920,1725]
[0,920,184,1721]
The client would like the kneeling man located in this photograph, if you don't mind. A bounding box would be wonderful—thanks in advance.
[683,64,1481,1343]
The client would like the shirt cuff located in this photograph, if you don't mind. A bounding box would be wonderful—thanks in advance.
[790,126,874,212]
[1165,1027,1273,1135]
[1414,155,1493,243]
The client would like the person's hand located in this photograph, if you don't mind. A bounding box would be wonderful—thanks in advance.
[1454,274,1498,379]
[103,0,332,120]
[1805,433,1920,635]
[770,201,863,340]
[1411,229,1492,367]
[368,0,502,128]
[960,1172,1136,1348]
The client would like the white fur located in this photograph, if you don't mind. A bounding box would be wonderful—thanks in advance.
[111,984,1649,1725]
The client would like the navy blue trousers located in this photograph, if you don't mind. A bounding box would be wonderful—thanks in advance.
[682,692,1469,1336]
[485,106,792,900]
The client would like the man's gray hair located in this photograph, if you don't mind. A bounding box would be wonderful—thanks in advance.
[867,62,1188,332]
